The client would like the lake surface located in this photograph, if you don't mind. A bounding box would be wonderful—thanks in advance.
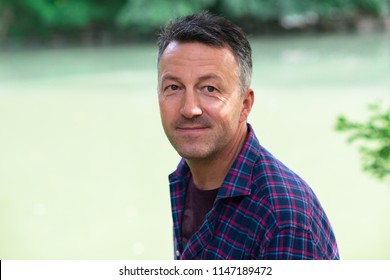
[0,32,389,259]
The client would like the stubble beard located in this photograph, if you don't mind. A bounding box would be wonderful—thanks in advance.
[166,116,226,161]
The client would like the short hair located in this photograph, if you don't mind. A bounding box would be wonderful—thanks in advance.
[157,11,252,93]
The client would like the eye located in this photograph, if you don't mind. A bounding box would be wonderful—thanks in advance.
[168,85,179,91]
[204,86,216,93]
[163,84,180,93]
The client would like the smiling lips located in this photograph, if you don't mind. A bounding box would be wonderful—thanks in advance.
[176,126,209,135]
[174,116,212,135]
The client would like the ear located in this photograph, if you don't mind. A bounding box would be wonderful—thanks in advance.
[239,88,254,123]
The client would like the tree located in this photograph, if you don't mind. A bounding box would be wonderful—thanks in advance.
[0,0,126,43]
[335,102,390,182]
[116,0,216,33]
[2,0,390,45]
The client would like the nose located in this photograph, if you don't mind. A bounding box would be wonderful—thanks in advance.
[180,90,202,119]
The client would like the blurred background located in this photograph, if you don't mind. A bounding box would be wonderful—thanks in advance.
[0,0,389,259]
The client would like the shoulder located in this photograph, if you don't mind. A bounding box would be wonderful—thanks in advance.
[250,143,317,231]
[236,125,339,258]
[236,125,316,229]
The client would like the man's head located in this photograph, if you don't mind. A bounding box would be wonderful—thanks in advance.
[157,12,254,163]
[157,11,252,94]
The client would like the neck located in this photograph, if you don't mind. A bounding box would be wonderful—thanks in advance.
[186,123,248,190]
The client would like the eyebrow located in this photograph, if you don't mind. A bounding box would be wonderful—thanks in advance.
[160,73,180,82]
[198,74,223,83]
[160,73,223,83]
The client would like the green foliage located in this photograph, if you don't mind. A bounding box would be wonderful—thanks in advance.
[0,0,125,42]
[1,0,390,44]
[354,0,390,16]
[219,0,279,20]
[219,0,390,20]
[23,0,91,28]
[336,103,390,181]
[21,0,126,28]
[116,0,216,33]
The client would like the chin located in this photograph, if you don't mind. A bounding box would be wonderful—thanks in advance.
[176,148,211,161]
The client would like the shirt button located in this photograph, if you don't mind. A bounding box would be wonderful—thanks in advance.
[176,250,180,257]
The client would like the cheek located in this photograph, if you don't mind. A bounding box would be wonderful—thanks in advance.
[206,99,242,124]
[159,98,176,125]
[159,105,170,124]
[159,107,173,137]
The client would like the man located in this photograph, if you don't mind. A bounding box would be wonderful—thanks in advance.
[157,11,339,260]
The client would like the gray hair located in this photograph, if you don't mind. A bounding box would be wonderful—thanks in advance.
[157,11,252,94]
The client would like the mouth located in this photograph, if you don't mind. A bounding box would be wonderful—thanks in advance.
[176,126,209,134]
[177,126,208,129]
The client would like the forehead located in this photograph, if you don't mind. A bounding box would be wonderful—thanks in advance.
[159,41,238,72]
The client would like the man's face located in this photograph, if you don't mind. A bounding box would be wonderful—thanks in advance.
[158,41,250,161]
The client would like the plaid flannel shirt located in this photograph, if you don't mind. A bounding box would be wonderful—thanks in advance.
[168,124,339,259]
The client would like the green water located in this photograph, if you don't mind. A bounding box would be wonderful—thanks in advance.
[0,32,389,259]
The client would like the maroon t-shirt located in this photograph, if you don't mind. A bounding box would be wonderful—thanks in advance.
[181,178,219,248]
